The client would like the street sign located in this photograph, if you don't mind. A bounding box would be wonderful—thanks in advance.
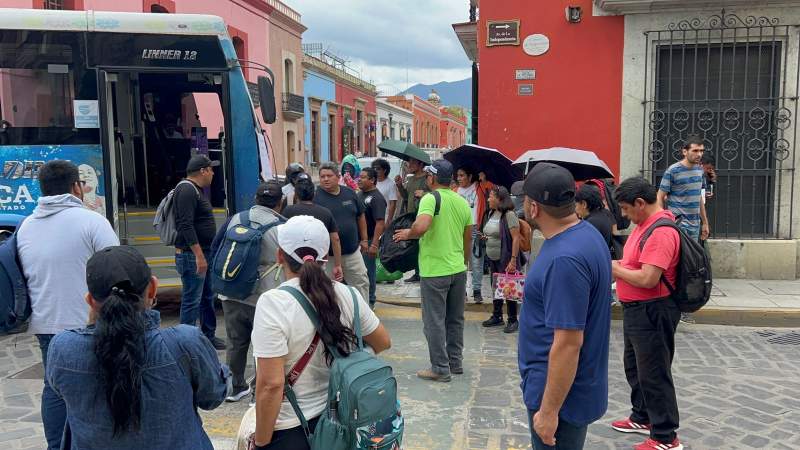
[516,69,536,80]
[487,20,520,47]
[518,84,534,96]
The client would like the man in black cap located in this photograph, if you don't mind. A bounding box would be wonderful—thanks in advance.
[211,180,285,402]
[394,159,472,383]
[516,163,612,450]
[174,154,225,350]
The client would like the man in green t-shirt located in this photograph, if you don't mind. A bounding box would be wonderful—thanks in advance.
[395,157,430,283]
[394,159,472,383]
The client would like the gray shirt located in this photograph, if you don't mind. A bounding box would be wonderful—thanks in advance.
[484,210,519,261]
[218,205,284,306]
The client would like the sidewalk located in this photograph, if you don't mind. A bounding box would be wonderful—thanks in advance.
[376,276,800,327]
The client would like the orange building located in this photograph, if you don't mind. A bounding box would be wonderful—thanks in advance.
[439,107,467,150]
[386,93,441,149]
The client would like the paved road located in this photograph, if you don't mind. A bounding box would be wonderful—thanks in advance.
[2,304,800,449]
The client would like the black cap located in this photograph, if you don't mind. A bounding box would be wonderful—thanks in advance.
[186,155,220,173]
[522,162,576,207]
[256,180,283,202]
[423,159,454,184]
[86,246,152,300]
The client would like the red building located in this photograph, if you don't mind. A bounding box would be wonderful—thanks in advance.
[386,93,442,149]
[335,81,377,159]
[454,0,623,175]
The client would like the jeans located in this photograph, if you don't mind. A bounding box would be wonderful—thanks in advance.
[37,334,66,450]
[176,250,217,339]
[623,298,681,444]
[363,240,377,307]
[470,228,484,292]
[528,410,588,450]
[221,301,256,392]
[419,271,467,375]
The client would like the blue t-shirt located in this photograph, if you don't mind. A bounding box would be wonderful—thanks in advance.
[518,220,612,426]
[659,161,704,237]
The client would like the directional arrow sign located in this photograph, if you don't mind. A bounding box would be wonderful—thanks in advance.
[487,20,520,47]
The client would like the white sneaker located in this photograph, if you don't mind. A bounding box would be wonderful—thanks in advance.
[225,386,252,402]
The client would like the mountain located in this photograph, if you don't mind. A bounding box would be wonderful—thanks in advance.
[401,78,471,109]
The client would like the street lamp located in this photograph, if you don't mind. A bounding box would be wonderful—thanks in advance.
[388,112,394,139]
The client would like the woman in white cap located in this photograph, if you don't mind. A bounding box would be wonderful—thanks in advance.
[250,215,392,449]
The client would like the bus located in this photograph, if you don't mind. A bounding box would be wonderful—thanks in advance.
[0,9,276,245]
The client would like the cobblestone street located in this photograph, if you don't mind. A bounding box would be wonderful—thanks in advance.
[2,303,800,449]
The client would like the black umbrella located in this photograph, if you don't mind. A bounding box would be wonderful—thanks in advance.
[512,147,614,181]
[444,144,523,189]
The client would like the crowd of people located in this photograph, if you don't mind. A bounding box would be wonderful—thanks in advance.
[13,134,715,450]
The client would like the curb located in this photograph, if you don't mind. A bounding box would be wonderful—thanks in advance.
[376,296,800,328]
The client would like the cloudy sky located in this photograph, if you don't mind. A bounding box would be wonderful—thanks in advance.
[290,0,472,94]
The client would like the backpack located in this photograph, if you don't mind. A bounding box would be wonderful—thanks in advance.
[379,191,441,274]
[0,222,30,335]
[280,285,403,450]
[153,180,198,246]
[209,209,284,299]
[639,218,712,313]
[587,179,630,230]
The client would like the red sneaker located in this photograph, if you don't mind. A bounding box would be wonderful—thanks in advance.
[634,438,684,450]
[611,418,651,435]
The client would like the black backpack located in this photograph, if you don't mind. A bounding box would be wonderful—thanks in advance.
[380,191,441,273]
[639,218,712,313]
[0,224,30,335]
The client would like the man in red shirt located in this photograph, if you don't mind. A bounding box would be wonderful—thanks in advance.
[610,177,684,450]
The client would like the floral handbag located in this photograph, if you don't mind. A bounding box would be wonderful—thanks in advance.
[493,272,525,302]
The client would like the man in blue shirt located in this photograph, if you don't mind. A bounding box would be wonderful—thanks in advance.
[657,134,710,242]
[515,163,612,450]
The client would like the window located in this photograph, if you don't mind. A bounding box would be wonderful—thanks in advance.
[284,59,294,94]
[150,4,169,13]
[311,110,320,163]
[44,0,64,9]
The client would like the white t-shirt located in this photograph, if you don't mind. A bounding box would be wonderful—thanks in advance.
[457,183,479,224]
[251,277,380,430]
[375,178,398,220]
[282,184,296,206]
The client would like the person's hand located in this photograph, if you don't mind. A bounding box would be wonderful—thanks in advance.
[705,191,714,199]
[701,223,710,240]
[394,229,411,242]
[368,243,379,258]
[360,240,369,254]
[332,266,344,282]
[505,260,517,273]
[394,175,403,187]
[414,189,424,198]
[533,410,558,447]
[196,254,208,275]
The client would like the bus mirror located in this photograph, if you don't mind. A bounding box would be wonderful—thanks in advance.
[257,76,276,124]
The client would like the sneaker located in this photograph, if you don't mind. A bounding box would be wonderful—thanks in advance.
[680,313,696,325]
[208,336,227,351]
[634,438,683,450]
[450,366,464,375]
[503,320,519,333]
[473,290,483,304]
[416,369,451,382]
[404,273,420,283]
[226,386,252,402]
[611,418,651,435]
[482,316,504,328]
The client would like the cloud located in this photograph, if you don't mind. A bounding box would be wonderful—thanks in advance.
[289,0,472,89]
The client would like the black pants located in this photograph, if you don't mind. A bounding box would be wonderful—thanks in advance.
[623,298,681,443]
[263,416,320,450]
[489,258,518,321]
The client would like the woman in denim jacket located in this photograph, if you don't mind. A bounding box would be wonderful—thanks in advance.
[45,246,230,450]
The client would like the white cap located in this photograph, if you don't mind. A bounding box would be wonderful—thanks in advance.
[277,215,330,264]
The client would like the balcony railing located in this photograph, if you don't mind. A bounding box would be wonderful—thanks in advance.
[282,92,304,119]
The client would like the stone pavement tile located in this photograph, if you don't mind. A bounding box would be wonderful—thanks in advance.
[769,296,800,308]
[741,434,772,448]
[712,296,780,308]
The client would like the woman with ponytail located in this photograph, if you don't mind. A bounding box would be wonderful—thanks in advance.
[45,246,230,449]
[251,215,391,449]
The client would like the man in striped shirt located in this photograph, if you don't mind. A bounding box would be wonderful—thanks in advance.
[657,136,710,242]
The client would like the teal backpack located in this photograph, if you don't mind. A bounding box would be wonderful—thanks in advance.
[280,285,404,450]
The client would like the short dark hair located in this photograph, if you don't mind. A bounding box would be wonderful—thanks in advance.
[683,134,704,150]
[457,166,476,184]
[701,153,715,165]
[575,184,604,212]
[614,177,658,205]
[372,158,391,176]
[361,167,377,181]
[255,181,283,209]
[490,186,515,213]
[39,160,80,196]
[319,162,339,176]
[295,178,315,201]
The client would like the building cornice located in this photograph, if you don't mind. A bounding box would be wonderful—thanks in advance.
[595,0,800,14]
[303,54,377,96]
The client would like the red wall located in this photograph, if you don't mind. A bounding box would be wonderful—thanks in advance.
[478,0,624,177]
[335,83,377,160]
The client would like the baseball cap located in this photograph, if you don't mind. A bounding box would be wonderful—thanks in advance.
[521,162,576,207]
[277,215,330,264]
[86,246,152,300]
[423,159,454,184]
[256,180,283,202]
[186,155,220,173]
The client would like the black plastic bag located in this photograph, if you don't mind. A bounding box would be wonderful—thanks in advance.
[379,212,419,274]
